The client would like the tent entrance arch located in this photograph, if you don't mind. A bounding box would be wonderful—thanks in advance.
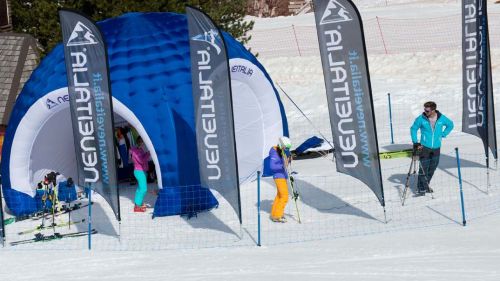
[10,87,161,199]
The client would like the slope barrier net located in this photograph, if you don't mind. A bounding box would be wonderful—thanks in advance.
[247,12,500,58]
[1,149,498,250]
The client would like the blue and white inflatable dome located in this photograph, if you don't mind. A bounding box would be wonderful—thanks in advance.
[1,12,288,217]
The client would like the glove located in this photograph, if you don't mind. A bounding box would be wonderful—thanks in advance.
[413,142,423,152]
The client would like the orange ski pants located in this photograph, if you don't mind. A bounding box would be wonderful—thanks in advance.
[271,178,289,219]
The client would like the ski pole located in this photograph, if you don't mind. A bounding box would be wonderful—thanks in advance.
[276,83,334,151]
[40,183,48,229]
[486,154,490,194]
[257,171,261,247]
[388,93,394,144]
[289,160,300,201]
[282,150,301,223]
[68,200,71,230]
[0,181,5,247]
[88,185,92,250]
[51,184,56,233]
[455,148,466,226]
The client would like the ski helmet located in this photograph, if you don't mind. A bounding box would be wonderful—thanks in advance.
[278,136,292,150]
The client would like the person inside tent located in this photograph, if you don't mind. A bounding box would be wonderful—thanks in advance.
[269,136,292,223]
[130,136,151,212]
[116,127,129,169]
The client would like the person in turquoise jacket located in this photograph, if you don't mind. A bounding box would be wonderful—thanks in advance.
[410,101,454,195]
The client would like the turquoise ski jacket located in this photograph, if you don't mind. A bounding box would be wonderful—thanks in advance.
[410,111,454,149]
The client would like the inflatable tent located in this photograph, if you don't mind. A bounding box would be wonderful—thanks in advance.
[1,12,288,217]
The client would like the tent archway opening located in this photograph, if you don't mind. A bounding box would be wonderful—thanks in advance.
[11,88,161,198]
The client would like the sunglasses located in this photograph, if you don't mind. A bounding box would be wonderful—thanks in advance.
[424,108,433,113]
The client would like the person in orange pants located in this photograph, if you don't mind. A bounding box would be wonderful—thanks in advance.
[268,136,292,223]
[270,178,289,222]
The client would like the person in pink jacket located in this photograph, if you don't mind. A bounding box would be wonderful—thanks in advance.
[130,136,150,212]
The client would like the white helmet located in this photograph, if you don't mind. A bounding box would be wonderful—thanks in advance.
[278,136,292,150]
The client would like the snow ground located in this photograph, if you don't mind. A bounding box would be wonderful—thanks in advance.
[1,213,499,281]
[2,1,500,280]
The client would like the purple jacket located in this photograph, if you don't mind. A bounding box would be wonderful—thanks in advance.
[269,146,289,179]
[130,146,150,171]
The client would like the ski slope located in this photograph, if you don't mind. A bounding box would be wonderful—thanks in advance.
[2,1,500,280]
[1,214,500,281]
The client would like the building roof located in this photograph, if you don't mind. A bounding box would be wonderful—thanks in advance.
[0,33,39,125]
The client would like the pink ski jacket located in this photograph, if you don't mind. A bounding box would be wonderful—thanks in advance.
[130,146,150,171]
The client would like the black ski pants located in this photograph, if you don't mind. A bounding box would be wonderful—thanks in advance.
[417,146,440,192]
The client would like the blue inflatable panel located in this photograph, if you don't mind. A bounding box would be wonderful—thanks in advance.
[295,136,324,155]
[3,189,38,216]
[1,12,286,217]
[153,185,218,218]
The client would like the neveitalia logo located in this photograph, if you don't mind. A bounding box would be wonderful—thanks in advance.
[66,21,98,46]
[320,0,353,25]
[191,29,222,55]
[45,98,58,109]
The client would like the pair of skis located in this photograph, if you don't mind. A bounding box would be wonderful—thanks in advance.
[281,149,301,223]
[379,148,413,159]
[17,218,86,236]
[3,202,90,225]
[10,229,97,246]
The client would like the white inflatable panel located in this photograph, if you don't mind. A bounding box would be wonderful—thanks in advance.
[230,58,283,183]
[10,87,162,197]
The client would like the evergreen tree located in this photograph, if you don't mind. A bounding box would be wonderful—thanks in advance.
[11,0,254,56]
